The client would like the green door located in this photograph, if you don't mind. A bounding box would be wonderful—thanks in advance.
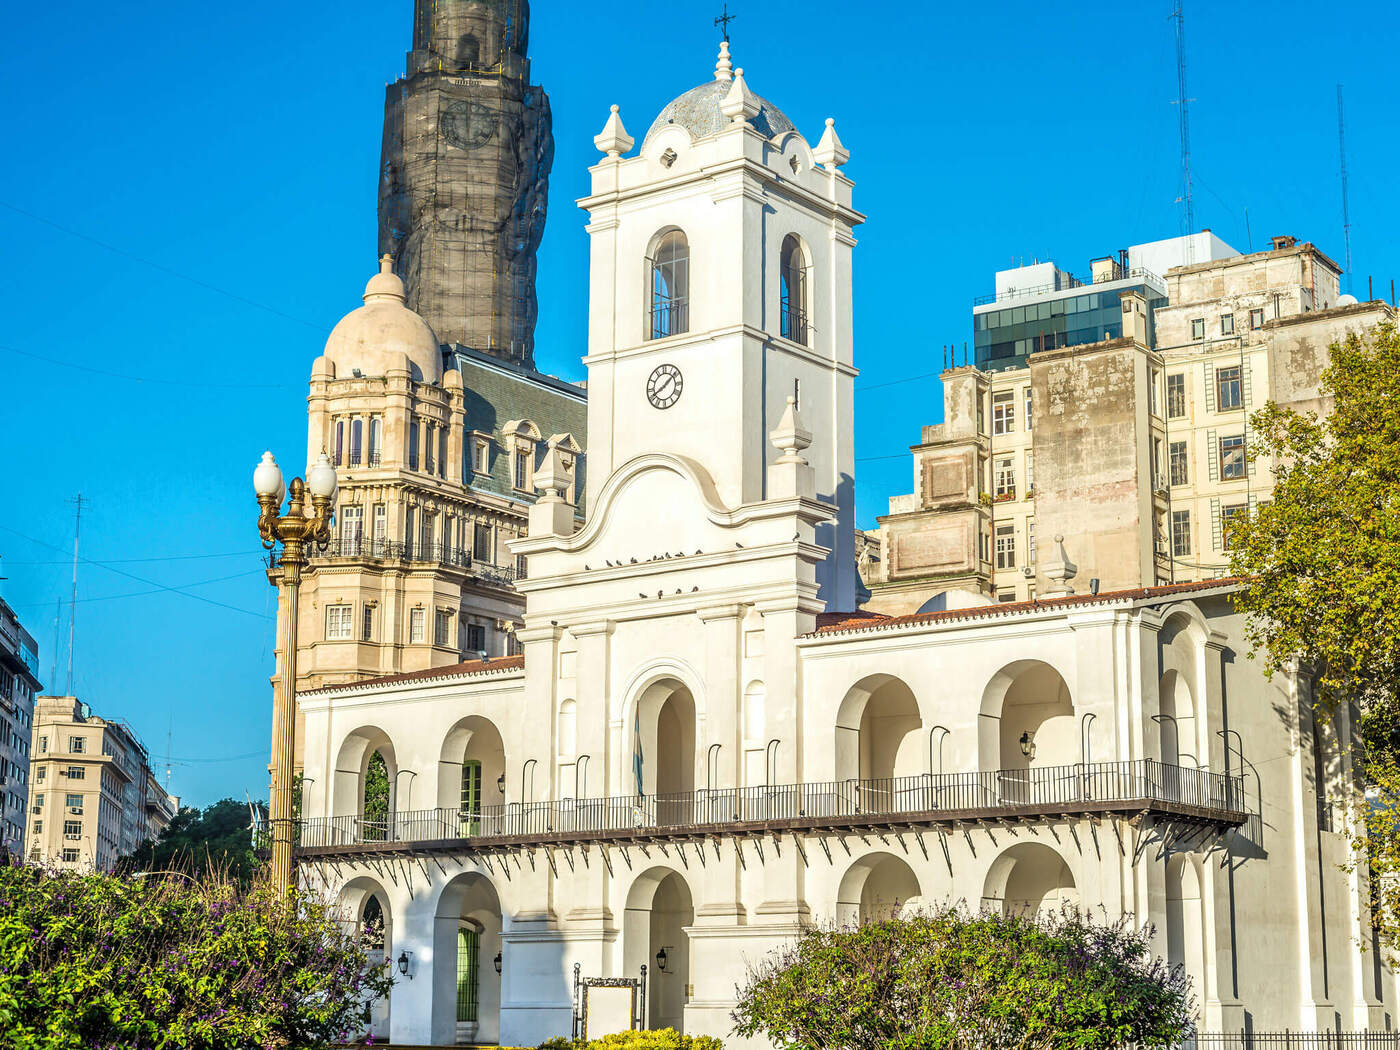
[456,925,480,1023]
[460,760,482,836]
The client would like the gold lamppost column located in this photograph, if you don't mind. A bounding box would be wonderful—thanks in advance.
[254,450,337,895]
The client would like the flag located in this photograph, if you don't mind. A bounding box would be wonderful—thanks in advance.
[633,707,644,797]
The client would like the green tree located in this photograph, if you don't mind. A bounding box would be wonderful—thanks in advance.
[1227,323,1400,953]
[363,750,390,841]
[122,798,260,884]
[731,906,1193,1050]
[0,863,395,1049]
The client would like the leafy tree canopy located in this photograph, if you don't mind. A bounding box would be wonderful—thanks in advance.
[0,862,393,1050]
[731,906,1193,1050]
[122,797,260,884]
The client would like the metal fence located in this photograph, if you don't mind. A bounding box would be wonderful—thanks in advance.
[1163,1034,1400,1050]
[296,758,1245,850]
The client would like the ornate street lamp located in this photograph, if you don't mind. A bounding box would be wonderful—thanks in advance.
[254,450,337,895]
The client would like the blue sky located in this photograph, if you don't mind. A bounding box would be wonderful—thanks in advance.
[1,1,1395,808]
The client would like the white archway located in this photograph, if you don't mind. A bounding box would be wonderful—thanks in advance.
[836,852,924,925]
[624,866,695,1032]
[1166,853,1207,1019]
[337,876,394,1042]
[438,715,506,834]
[978,661,1075,776]
[835,674,923,782]
[332,727,398,836]
[981,842,1079,916]
[432,872,504,1047]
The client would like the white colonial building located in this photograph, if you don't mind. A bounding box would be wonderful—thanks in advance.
[289,44,1395,1048]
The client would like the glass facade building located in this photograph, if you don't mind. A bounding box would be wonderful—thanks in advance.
[974,281,1167,371]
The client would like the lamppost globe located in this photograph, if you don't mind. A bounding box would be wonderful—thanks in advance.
[253,451,285,503]
[306,453,338,504]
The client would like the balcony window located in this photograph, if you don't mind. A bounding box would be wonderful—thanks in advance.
[648,230,689,340]
[1216,365,1243,410]
[994,457,1016,501]
[473,524,493,561]
[779,235,809,345]
[368,417,382,465]
[409,420,420,471]
[439,429,448,479]
[425,423,435,474]
[333,420,344,466]
[349,419,363,466]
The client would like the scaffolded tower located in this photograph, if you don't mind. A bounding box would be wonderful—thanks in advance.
[379,0,553,368]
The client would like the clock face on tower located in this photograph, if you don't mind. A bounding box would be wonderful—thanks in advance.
[646,364,683,409]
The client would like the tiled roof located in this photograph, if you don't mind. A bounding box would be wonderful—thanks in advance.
[810,578,1241,638]
[305,654,525,696]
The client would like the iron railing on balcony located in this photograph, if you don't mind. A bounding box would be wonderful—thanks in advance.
[268,538,472,571]
[1165,1034,1400,1050]
[295,759,1245,851]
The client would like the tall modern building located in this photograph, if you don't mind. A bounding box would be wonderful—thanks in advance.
[0,598,40,859]
[27,696,175,871]
[379,0,553,368]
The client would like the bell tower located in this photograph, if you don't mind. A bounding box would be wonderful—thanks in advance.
[576,45,864,610]
[379,0,552,368]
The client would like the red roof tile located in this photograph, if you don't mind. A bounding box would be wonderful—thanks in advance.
[305,654,525,695]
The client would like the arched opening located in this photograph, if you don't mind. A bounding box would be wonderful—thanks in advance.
[433,872,504,1046]
[439,716,506,837]
[1158,669,1198,767]
[742,681,766,786]
[982,842,1079,917]
[624,868,694,1032]
[979,661,1075,802]
[648,230,689,339]
[633,679,696,826]
[332,727,398,835]
[338,877,393,1042]
[456,33,480,68]
[836,852,923,925]
[1166,853,1206,1017]
[780,235,809,345]
[836,675,923,813]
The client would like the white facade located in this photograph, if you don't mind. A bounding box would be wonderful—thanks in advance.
[290,45,1395,1048]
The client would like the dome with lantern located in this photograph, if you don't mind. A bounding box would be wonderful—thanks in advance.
[322,256,444,384]
[641,41,798,150]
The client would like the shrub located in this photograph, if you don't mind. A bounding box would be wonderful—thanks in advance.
[0,860,394,1050]
[539,1030,722,1050]
[731,904,1193,1050]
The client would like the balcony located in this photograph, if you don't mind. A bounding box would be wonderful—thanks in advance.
[293,759,1245,858]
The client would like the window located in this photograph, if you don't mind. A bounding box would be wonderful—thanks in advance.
[474,438,489,474]
[439,428,448,479]
[1216,365,1243,410]
[466,623,486,653]
[1149,369,1160,417]
[1028,521,1036,565]
[1220,434,1247,480]
[409,608,426,644]
[62,849,79,863]
[333,419,345,466]
[978,528,990,563]
[994,457,1016,501]
[1025,451,1034,496]
[408,419,420,471]
[1024,387,1033,430]
[779,235,809,344]
[36,766,45,782]
[349,418,363,466]
[368,417,382,465]
[435,610,452,647]
[1151,437,1164,489]
[1169,440,1189,486]
[1191,318,1205,340]
[420,511,435,558]
[1166,373,1186,418]
[373,504,387,545]
[425,423,435,474]
[1222,503,1247,550]
[63,819,81,838]
[31,819,41,835]
[516,554,528,580]
[65,794,83,813]
[514,449,530,490]
[341,505,363,552]
[648,230,689,339]
[362,604,374,642]
[68,737,85,755]
[1171,509,1192,557]
[994,524,1016,570]
[473,523,493,561]
[461,759,483,826]
[65,766,84,780]
[991,390,1015,435]
[1249,308,1264,330]
[325,604,353,640]
[996,591,1017,603]
[1221,313,1235,336]
[38,735,46,754]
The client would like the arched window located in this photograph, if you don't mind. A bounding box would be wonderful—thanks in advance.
[460,759,482,836]
[648,231,689,339]
[780,235,809,344]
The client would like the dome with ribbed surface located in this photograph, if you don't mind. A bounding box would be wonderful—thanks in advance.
[642,45,796,151]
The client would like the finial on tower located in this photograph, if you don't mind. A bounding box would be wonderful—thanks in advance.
[714,40,733,81]
[715,3,737,43]
[814,118,850,169]
[722,68,760,124]
[379,253,394,274]
[594,104,635,158]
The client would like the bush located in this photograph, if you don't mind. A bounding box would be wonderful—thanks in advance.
[539,1030,722,1050]
[0,860,394,1050]
[731,905,1193,1050]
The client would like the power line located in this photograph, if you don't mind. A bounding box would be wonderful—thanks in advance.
[0,342,301,391]
[0,522,270,621]
[857,453,909,463]
[4,550,262,567]
[0,200,328,333]
[7,569,266,612]
[856,369,944,393]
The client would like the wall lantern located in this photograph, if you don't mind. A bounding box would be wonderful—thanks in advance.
[494,950,503,975]
[655,947,669,972]
[397,950,413,979]
[497,772,506,795]
[1018,731,1036,759]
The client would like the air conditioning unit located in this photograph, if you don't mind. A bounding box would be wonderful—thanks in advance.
[68,807,83,814]
[64,833,81,841]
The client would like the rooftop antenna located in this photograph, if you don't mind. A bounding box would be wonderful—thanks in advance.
[65,494,86,696]
[1170,2,1196,252]
[714,2,736,42]
[50,597,61,687]
[1337,83,1353,294]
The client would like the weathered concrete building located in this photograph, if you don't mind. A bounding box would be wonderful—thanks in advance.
[379,0,552,368]
[868,236,1395,614]
[0,597,40,859]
